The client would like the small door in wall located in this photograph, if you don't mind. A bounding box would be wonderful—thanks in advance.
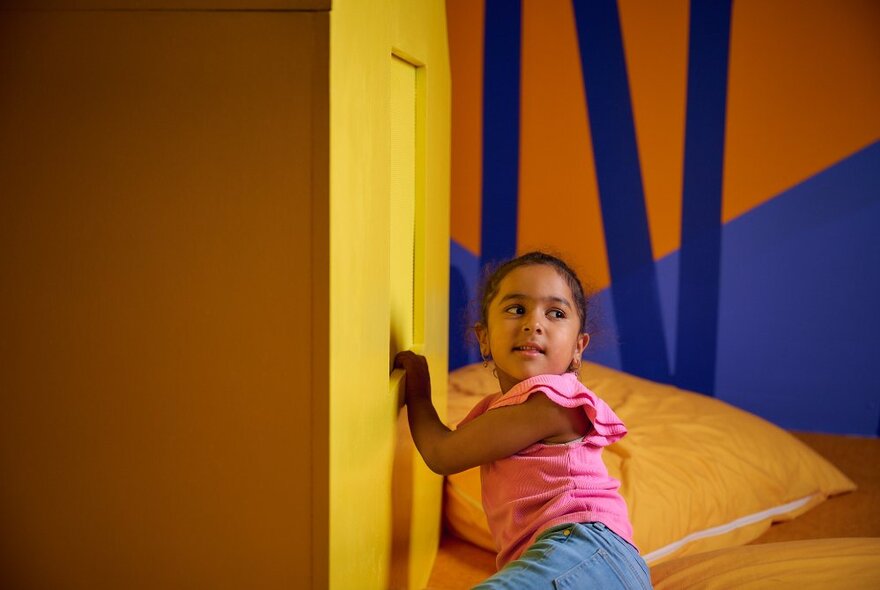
[389,53,430,590]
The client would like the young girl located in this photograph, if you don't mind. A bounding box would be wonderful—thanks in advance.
[395,251,652,589]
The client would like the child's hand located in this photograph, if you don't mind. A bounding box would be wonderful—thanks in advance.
[393,350,432,402]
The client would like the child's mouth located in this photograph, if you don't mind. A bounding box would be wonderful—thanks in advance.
[513,345,544,354]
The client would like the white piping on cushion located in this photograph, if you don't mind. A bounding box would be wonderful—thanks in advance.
[642,494,817,564]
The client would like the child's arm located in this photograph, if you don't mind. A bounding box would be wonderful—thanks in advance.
[394,351,579,476]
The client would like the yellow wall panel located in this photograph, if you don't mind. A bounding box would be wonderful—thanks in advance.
[329,1,449,588]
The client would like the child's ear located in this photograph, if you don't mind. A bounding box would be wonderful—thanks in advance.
[574,333,590,357]
[474,323,490,358]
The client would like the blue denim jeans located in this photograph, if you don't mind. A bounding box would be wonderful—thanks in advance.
[472,522,652,589]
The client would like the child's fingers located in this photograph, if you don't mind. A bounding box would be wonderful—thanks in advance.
[393,350,412,370]
[393,351,431,400]
[393,350,427,371]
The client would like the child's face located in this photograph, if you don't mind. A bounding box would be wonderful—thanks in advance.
[476,264,589,393]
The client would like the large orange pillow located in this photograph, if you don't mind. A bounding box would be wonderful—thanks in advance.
[444,362,855,565]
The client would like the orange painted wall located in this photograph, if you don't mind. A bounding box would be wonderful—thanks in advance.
[518,0,610,290]
[447,0,484,255]
[618,0,689,261]
[723,0,880,222]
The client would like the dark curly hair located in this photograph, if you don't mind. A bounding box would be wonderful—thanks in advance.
[477,251,589,333]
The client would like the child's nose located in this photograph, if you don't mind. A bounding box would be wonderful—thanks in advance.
[522,313,544,333]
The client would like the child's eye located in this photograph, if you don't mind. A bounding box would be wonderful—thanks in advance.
[504,304,525,315]
[548,309,566,319]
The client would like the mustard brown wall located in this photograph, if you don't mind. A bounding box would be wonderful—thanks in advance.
[0,8,329,588]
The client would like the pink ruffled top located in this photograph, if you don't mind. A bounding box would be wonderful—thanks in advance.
[458,372,635,569]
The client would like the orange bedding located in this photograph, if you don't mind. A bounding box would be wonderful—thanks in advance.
[428,432,880,589]
[428,433,880,590]
[427,363,880,589]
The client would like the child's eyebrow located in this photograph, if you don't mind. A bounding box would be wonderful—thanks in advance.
[499,293,572,308]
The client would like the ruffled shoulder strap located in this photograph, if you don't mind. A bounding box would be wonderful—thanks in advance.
[488,373,627,446]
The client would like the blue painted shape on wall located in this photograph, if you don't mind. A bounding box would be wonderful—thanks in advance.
[675,0,733,395]
[715,141,880,435]
[656,252,680,376]
[572,0,670,383]
[588,252,676,376]
[480,0,521,268]
[449,239,482,371]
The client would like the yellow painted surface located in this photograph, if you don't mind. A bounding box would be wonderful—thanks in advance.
[390,55,418,357]
[0,10,327,589]
[329,1,450,589]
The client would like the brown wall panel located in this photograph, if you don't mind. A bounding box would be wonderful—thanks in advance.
[0,10,327,589]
